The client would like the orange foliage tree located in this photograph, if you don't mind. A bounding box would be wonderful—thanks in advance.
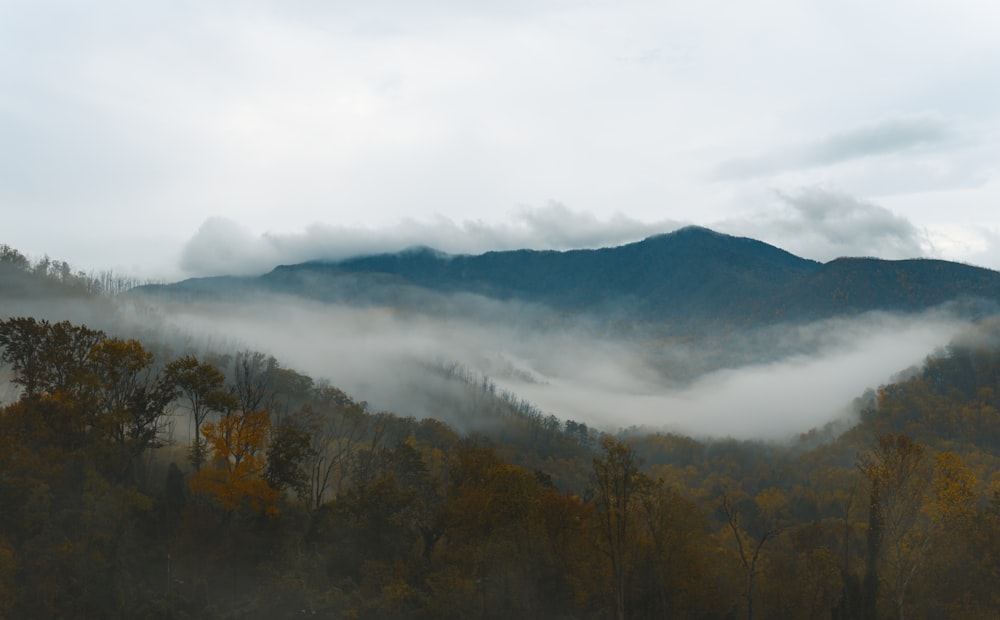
[190,410,280,516]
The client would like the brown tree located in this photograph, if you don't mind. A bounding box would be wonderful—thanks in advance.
[190,409,279,515]
[86,338,176,483]
[722,489,786,620]
[164,356,236,471]
[857,434,930,620]
[591,436,648,620]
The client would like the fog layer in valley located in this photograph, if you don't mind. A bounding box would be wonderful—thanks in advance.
[147,291,965,440]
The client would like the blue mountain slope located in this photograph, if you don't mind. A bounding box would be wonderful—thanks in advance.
[138,226,1000,329]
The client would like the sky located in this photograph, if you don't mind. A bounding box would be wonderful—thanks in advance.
[3,0,1000,280]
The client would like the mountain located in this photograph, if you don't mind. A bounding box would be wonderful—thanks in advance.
[137,226,1000,330]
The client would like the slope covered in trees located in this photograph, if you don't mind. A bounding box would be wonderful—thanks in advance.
[2,310,1000,618]
[139,226,1000,333]
[5,242,1000,618]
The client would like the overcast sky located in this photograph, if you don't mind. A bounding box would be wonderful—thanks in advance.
[3,0,999,279]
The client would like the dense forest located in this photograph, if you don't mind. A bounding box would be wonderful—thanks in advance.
[2,245,1000,619]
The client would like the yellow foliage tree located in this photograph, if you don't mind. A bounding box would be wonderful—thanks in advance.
[857,434,919,619]
[190,410,280,516]
[926,452,978,524]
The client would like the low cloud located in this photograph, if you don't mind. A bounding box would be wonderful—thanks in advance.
[179,203,684,276]
[713,113,954,180]
[179,189,935,279]
[717,187,931,261]
[149,291,965,440]
[507,312,960,437]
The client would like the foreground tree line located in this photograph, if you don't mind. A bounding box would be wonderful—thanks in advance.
[1,316,999,619]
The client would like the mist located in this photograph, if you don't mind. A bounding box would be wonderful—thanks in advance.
[179,205,685,277]
[3,258,966,440]
[142,289,966,440]
[507,315,956,438]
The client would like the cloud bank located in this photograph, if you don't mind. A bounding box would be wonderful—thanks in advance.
[179,203,684,276]
[718,186,932,261]
[179,186,941,279]
[152,292,965,440]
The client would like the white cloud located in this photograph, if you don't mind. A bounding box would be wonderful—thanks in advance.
[151,291,966,439]
[3,1,1000,277]
[716,187,932,261]
[179,204,684,276]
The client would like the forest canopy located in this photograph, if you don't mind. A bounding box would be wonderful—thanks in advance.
[1,311,1000,619]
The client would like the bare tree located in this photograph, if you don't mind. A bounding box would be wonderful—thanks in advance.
[722,490,785,620]
[301,386,370,510]
[230,350,274,415]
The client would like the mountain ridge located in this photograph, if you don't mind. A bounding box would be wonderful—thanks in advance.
[137,226,1000,330]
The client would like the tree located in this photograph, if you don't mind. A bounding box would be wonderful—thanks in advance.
[301,387,371,510]
[164,356,236,471]
[265,418,314,499]
[230,350,275,415]
[722,489,786,620]
[86,338,176,484]
[926,451,978,525]
[0,320,177,483]
[0,244,30,271]
[857,434,931,620]
[432,440,593,619]
[591,436,648,620]
[0,317,49,398]
[910,452,981,616]
[636,480,715,618]
[190,409,279,515]
[0,317,104,399]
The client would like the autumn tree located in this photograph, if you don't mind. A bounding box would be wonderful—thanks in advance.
[926,452,978,526]
[857,434,931,620]
[591,436,648,620]
[908,451,981,616]
[164,355,236,471]
[722,488,786,620]
[0,317,103,399]
[426,440,596,618]
[0,320,176,616]
[190,409,279,515]
[635,480,716,618]
[0,319,174,478]
[86,338,176,483]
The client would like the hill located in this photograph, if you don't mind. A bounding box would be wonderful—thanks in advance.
[138,226,1000,331]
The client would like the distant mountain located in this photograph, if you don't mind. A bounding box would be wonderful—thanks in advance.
[137,226,1000,330]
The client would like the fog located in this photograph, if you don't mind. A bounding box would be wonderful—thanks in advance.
[507,317,954,438]
[143,291,966,440]
[1,264,969,440]
[179,206,685,277]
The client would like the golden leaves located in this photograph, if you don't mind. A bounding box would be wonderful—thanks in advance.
[190,411,280,516]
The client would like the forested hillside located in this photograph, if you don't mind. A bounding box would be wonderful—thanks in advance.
[2,248,1000,619]
[141,226,1000,333]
